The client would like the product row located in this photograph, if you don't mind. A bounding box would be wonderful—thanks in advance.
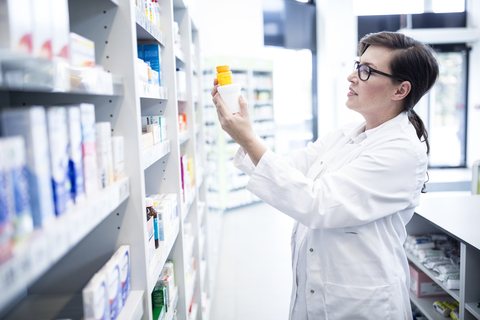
[0,0,115,93]
[83,245,131,320]
[405,233,460,290]
[145,194,178,263]
[0,104,125,264]
[152,260,178,320]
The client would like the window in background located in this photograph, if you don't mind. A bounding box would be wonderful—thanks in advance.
[262,47,313,155]
[417,48,468,168]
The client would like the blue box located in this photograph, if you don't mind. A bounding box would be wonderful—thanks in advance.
[143,44,162,86]
[1,107,55,228]
[137,45,143,60]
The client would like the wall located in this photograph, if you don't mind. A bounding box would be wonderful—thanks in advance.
[315,0,361,139]
[192,0,265,57]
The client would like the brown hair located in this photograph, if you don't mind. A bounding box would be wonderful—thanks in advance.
[358,31,439,155]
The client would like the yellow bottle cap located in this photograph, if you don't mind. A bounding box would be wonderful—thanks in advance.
[216,65,230,73]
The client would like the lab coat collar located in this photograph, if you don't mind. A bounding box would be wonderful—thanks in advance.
[341,111,408,144]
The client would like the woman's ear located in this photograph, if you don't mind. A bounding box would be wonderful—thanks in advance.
[392,81,411,101]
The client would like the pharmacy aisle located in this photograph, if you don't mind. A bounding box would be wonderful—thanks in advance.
[0,0,211,319]
[209,202,293,320]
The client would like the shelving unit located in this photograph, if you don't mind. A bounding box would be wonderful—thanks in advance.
[202,57,274,210]
[0,0,213,319]
[406,193,480,320]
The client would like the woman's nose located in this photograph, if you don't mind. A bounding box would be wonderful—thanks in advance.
[347,69,358,83]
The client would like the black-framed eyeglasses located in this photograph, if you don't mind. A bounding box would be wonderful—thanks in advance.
[354,61,405,82]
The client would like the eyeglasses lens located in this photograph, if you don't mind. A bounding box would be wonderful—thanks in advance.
[358,65,370,81]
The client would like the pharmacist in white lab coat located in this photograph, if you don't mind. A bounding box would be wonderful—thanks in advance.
[212,31,439,320]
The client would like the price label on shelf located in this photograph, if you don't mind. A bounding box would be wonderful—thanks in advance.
[119,178,130,203]
[29,231,50,281]
[47,222,70,262]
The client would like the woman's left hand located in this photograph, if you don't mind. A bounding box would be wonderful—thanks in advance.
[211,80,256,148]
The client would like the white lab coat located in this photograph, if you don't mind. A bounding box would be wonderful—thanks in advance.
[234,112,427,320]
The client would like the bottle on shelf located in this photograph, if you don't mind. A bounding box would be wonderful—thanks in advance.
[146,197,159,249]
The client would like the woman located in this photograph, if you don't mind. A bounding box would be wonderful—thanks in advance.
[211,31,438,320]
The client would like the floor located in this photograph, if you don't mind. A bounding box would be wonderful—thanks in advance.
[209,201,294,320]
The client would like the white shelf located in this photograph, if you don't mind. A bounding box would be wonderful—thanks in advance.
[117,291,145,320]
[148,218,180,293]
[0,53,123,96]
[197,201,206,225]
[177,91,188,102]
[166,287,179,320]
[466,302,480,320]
[185,270,197,310]
[1,290,142,320]
[0,177,130,312]
[143,140,171,170]
[182,188,196,223]
[175,47,186,63]
[409,292,453,320]
[415,194,480,250]
[179,130,189,145]
[200,260,207,289]
[405,250,460,301]
[189,303,198,320]
[135,7,166,46]
[138,82,169,100]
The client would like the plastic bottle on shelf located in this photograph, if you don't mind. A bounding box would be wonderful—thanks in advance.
[216,65,241,114]
[146,197,159,249]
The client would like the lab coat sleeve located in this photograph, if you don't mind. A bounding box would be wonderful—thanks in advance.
[234,133,328,176]
[246,139,426,229]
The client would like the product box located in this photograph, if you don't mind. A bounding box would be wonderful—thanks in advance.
[67,106,85,203]
[99,258,123,320]
[152,305,166,320]
[142,132,154,150]
[180,154,188,202]
[50,0,70,60]
[152,286,168,310]
[80,103,98,197]
[0,139,15,255]
[136,58,149,84]
[156,273,175,307]
[1,107,55,228]
[0,0,33,55]
[162,261,175,284]
[82,272,111,320]
[2,137,34,240]
[409,262,449,298]
[111,136,124,181]
[149,194,167,241]
[70,32,95,68]
[137,45,143,60]
[148,227,155,262]
[147,124,161,145]
[115,245,131,305]
[142,44,162,86]
[161,193,178,221]
[46,107,73,216]
[95,122,114,189]
[31,0,53,60]
[160,116,166,141]
[178,114,187,132]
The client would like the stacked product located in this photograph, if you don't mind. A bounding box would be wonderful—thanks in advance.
[135,0,162,32]
[152,260,176,319]
[149,194,178,236]
[0,104,125,262]
[405,233,461,290]
[0,0,114,93]
[141,115,167,150]
[137,45,163,87]
[82,245,131,320]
